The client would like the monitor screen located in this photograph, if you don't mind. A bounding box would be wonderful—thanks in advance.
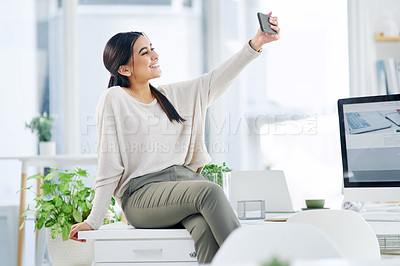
[338,94,400,189]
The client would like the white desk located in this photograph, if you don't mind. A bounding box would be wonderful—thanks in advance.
[211,258,400,266]
[0,154,97,266]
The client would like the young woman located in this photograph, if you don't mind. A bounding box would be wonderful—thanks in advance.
[70,14,279,263]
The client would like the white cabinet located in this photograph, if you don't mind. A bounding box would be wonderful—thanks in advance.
[79,222,198,265]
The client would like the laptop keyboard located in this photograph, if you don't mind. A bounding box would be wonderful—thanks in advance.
[346,112,371,129]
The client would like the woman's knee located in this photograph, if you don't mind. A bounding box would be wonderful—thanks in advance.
[199,181,226,202]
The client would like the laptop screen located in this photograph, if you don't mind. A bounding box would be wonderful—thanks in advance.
[230,170,295,212]
[338,94,400,188]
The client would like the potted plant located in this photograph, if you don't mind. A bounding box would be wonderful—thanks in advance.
[25,112,56,155]
[201,162,232,200]
[20,167,95,266]
[103,196,122,225]
[261,257,290,266]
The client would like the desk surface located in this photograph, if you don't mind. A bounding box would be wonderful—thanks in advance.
[0,153,97,160]
[212,258,400,266]
[0,154,97,167]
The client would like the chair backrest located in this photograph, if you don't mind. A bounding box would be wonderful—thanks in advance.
[211,223,343,265]
[286,209,381,259]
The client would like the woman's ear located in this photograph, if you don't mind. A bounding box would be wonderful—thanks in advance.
[118,65,132,77]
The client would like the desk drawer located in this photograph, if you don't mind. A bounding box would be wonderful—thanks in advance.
[95,239,197,262]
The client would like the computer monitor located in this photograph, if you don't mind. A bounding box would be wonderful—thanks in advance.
[338,94,400,201]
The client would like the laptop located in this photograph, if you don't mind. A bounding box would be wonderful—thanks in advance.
[229,170,295,213]
[345,111,392,134]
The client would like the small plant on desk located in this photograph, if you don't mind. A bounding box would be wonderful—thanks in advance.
[261,256,290,266]
[201,162,232,187]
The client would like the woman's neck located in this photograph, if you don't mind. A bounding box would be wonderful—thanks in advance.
[125,81,154,103]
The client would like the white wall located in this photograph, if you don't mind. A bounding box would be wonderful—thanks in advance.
[0,1,38,265]
[0,0,38,202]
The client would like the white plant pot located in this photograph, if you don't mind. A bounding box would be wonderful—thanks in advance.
[46,228,94,266]
[39,141,56,156]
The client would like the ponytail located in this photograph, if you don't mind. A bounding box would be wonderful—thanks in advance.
[150,84,185,123]
[108,74,130,88]
[108,75,116,88]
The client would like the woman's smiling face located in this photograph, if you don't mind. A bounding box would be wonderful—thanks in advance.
[130,35,161,82]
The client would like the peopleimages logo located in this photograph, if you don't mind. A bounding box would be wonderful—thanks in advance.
[80,140,229,154]
[81,113,318,137]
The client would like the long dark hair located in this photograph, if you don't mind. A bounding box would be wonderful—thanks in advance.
[103,31,185,123]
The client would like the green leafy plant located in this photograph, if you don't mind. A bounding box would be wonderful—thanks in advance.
[25,112,56,142]
[20,168,94,241]
[103,197,122,225]
[201,162,232,187]
[261,257,290,266]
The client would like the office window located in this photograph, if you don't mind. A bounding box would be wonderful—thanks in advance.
[47,0,203,156]
[257,0,349,209]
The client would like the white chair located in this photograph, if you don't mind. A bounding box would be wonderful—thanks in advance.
[211,223,343,265]
[286,209,381,259]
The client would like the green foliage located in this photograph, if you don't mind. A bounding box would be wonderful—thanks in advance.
[201,162,232,187]
[20,168,94,241]
[261,257,290,266]
[25,112,56,142]
[103,196,122,225]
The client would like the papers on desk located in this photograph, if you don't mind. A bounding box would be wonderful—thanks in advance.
[264,217,289,222]
[238,212,295,225]
[238,212,295,224]
[264,212,296,222]
[239,219,266,225]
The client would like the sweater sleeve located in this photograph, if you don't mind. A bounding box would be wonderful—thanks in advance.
[84,91,125,230]
[206,41,261,106]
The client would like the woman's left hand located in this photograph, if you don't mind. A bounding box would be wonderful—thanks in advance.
[69,222,93,242]
[250,12,280,52]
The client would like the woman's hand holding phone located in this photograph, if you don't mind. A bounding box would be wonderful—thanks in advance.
[250,11,280,52]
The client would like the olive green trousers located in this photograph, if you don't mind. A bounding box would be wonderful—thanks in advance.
[121,165,240,264]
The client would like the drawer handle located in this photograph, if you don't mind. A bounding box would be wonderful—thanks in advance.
[132,249,163,254]
[189,251,197,258]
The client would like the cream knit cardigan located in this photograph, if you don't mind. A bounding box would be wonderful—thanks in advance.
[85,42,261,229]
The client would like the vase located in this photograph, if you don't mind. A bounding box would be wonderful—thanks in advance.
[211,172,231,200]
[46,228,94,266]
[222,172,231,201]
[39,141,56,156]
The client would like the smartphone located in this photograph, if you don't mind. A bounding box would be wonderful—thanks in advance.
[257,12,277,35]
